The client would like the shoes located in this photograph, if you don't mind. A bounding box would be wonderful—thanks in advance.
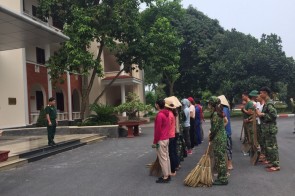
[48,142,56,147]
[266,166,280,172]
[156,177,170,183]
[187,149,193,155]
[213,180,228,185]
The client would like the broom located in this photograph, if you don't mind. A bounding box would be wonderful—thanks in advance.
[149,156,162,177]
[184,144,213,187]
[250,112,261,165]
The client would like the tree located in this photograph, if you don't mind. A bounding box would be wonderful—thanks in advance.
[140,0,184,96]
[38,0,151,119]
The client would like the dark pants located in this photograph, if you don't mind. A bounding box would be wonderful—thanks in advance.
[189,118,196,148]
[226,135,233,160]
[183,126,191,150]
[169,137,178,173]
[47,123,56,144]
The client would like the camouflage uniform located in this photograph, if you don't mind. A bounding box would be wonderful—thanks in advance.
[261,99,280,167]
[210,111,228,183]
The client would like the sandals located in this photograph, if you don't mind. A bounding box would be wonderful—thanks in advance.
[266,166,280,172]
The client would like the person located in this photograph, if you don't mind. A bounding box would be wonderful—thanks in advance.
[164,99,178,176]
[188,97,197,149]
[241,92,255,153]
[181,98,192,154]
[218,95,233,170]
[153,99,171,183]
[208,96,228,185]
[45,97,57,146]
[256,94,266,162]
[256,87,280,172]
[194,98,203,145]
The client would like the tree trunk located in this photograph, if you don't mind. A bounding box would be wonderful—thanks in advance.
[80,41,105,120]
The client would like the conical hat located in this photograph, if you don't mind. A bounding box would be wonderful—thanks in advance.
[218,95,230,108]
[165,96,181,107]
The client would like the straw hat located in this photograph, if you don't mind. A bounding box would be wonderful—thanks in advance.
[165,98,176,109]
[165,96,181,108]
[218,95,230,108]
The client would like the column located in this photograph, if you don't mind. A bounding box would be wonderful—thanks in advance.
[121,84,126,117]
[67,71,72,121]
[45,44,52,98]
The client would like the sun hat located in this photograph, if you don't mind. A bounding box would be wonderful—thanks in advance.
[165,98,176,109]
[218,95,230,108]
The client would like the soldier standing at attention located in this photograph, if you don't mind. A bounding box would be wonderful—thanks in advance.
[256,87,280,172]
[45,97,57,146]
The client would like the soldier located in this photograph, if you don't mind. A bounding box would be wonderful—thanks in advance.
[256,87,280,172]
[208,96,228,185]
[45,97,58,146]
[241,92,255,154]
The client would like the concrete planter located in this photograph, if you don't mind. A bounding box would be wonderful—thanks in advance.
[118,120,147,138]
[0,150,10,162]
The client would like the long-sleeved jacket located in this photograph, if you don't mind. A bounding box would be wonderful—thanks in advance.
[153,109,170,144]
[261,99,277,124]
[181,99,190,128]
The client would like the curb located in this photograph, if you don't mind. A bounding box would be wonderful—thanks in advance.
[277,114,295,118]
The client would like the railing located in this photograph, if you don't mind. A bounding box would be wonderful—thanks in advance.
[22,11,62,32]
[104,71,130,78]
[72,112,81,120]
[30,112,81,124]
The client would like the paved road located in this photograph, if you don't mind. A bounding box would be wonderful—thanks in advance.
[0,118,294,196]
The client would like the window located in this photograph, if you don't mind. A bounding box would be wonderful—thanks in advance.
[32,5,37,17]
[36,47,45,64]
[36,91,44,110]
[35,65,40,73]
[56,92,64,112]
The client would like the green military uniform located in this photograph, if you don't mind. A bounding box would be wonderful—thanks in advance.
[243,101,255,143]
[45,105,57,145]
[261,99,279,167]
[209,96,228,185]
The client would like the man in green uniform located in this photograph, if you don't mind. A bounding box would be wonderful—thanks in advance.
[241,92,255,154]
[256,87,280,172]
[45,97,57,146]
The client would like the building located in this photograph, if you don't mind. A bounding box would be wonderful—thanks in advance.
[0,0,145,129]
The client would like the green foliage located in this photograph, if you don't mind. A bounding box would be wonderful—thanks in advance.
[140,0,184,96]
[36,108,47,127]
[82,104,118,126]
[145,91,157,106]
[114,92,153,120]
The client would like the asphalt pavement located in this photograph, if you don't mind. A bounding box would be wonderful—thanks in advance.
[0,117,294,196]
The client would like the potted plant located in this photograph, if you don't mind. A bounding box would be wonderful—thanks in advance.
[114,92,153,137]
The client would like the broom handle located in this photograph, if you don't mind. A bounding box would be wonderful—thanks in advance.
[205,142,211,156]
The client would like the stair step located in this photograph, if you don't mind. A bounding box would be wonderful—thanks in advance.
[0,158,27,172]
[80,135,106,144]
[24,142,86,163]
[0,135,107,172]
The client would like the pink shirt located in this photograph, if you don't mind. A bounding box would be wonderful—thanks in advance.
[153,109,170,144]
[168,110,176,138]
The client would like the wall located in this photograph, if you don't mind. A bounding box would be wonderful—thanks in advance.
[0,0,22,11]
[0,48,28,128]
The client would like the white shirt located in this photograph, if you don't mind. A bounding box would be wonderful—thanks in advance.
[256,102,263,124]
[189,104,195,118]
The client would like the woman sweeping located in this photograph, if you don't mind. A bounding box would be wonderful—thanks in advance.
[208,96,229,185]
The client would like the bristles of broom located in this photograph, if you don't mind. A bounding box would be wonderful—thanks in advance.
[149,157,162,177]
[184,145,213,187]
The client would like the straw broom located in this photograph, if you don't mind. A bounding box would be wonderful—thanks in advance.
[184,144,213,187]
[149,157,162,177]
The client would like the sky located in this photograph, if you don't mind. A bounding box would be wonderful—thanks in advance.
[181,0,295,58]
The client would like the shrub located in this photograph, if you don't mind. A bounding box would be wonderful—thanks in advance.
[36,108,47,127]
[82,104,118,126]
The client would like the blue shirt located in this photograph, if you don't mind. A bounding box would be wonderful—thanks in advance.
[223,107,232,136]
